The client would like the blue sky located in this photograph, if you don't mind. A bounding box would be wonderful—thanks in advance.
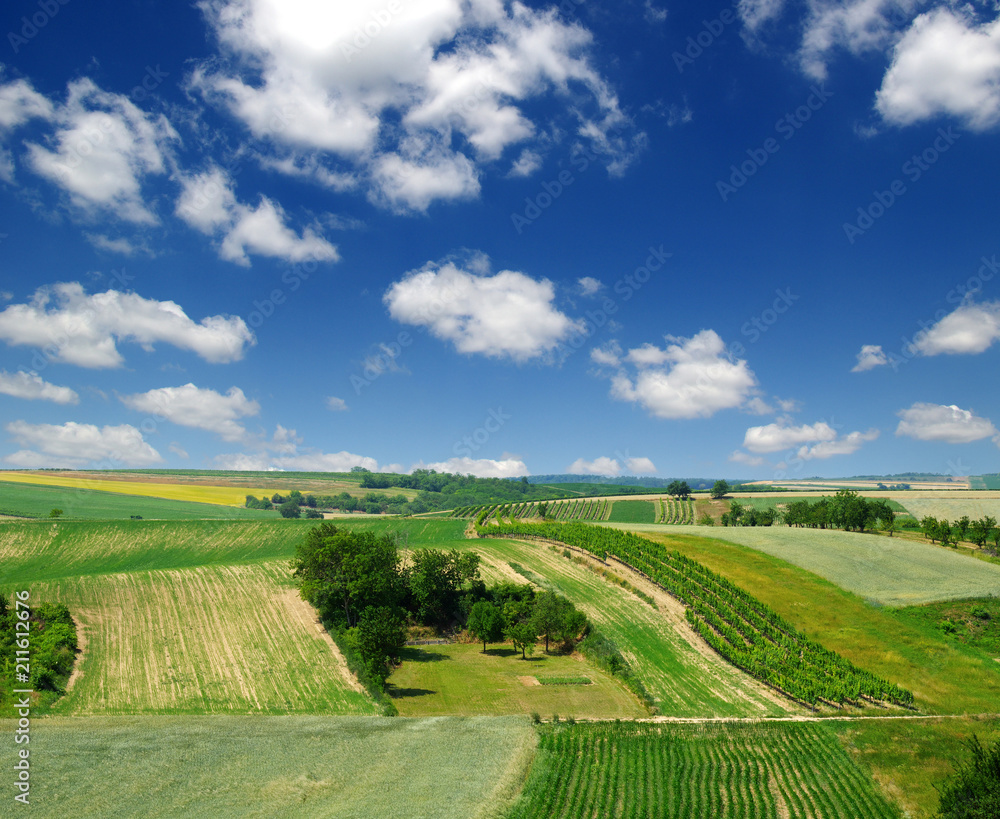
[1,0,999,480]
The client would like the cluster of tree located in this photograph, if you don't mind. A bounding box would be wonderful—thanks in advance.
[245,490,410,517]
[711,480,730,499]
[293,523,589,689]
[467,587,587,658]
[875,483,911,491]
[722,491,897,534]
[0,598,77,715]
[921,515,1000,549]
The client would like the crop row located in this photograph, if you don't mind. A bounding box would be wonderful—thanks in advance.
[508,721,901,819]
[477,520,914,709]
[658,498,695,524]
[452,499,612,522]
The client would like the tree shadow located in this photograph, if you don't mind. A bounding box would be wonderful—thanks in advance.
[483,647,519,658]
[386,685,436,699]
[399,647,449,663]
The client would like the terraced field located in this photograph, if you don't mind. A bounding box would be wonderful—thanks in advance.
[507,721,901,819]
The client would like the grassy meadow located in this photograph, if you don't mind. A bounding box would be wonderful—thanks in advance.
[0,715,535,818]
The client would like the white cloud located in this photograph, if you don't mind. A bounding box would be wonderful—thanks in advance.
[416,456,529,478]
[644,1,668,25]
[0,370,78,404]
[729,449,767,467]
[568,456,622,476]
[626,457,657,474]
[384,256,583,361]
[192,0,637,212]
[796,428,879,460]
[743,420,838,453]
[0,282,255,368]
[604,330,759,419]
[877,9,1000,130]
[909,301,1000,356]
[120,383,260,441]
[176,167,339,266]
[326,396,348,411]
[852,343,889,371]
[508,148,543,177]
[896,402,999,444]
[590,343,621,367]
[578,277,603,296]
[0,78,54,129]
[23,78,178,224]
[4,420,162,468]
[738,0,787,34]
[215,449,382,472]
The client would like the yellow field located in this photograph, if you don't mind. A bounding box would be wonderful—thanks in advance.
[0,471,271,507]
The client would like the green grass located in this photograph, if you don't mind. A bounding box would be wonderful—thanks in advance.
[0,715,535,818]
[833,716,1000,819]
[387,642,644,719]
[0,479,276,520]
[607,500,656,523]
[660,523,1000,606]
[893,496,1000,523]
[893,597,1000,658]
[506,721,901,819]
[609,525,1000,715]
[468,538,791,718]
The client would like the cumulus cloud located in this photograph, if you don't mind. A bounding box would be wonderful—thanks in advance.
[578,277,603,296]
[0,78,54,129]
[0,370,78,404]
[877,9,1000,130]
[21,78,178,223]
[909,301,1000,356]
[602,330,759,419]
[4,420,162,468]
[743,420,838,453]
[0,283,255,368]
[896,402,999,444]
[852,343,889,371]
[176,167,339,266]
[384,256,583,361]
[795,428,879,460]
[326,396,348,411]
[120,383,260,441]
[192,0,638,212]
[729,449,767,467]
[568,456,622,476]
[415,456,529,478]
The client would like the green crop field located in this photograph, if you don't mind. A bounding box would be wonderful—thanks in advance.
[467,537,791,718]
[608,525,1000,715]
[0,715,535,818]
[632,523,1000,606]
[0,479,277,520]
[892,496,1000,523]
[387,642,645,719]
[507,721,901,819]
[607,499,656,523]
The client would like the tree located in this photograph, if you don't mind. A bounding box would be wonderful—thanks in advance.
[293,523,405,628]
[921,516,941,543]
[355,605,406,685]
[49,508,63,518]
[530,592,569,654]
[956,516,971,542]
[831,489,874,532]
[970,517,996,548]
[537,502,548,519]
[467,601,504,652]
[279,500,302,519]
[871,499,896,537]
[668,480,692,500]
[711,480,730,499]
[507,621,536,659]
[408,549,480,626]
[936,734,1000,819]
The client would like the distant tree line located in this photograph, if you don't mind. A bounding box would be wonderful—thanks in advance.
[292,523,589,695]
[722,490,897,534]
[921,515,1000,550]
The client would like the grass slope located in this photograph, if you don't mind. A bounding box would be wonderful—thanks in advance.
[607,500,656,523]
[468,538,790,718]
[654,523,1000,606]
[507,721,901,819]
[388,642,645,719]
[0,715,535,818]
[610,526,1000,715]
[0,479,276,520]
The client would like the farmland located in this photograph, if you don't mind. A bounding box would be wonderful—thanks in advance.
[0,715,535,819]
[507,721,902,819]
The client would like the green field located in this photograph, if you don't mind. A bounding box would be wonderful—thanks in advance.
[630,523,1000,606]
[0,715,535,818]
[609,525,1000,715]
[607,499,656,523]
[0,479,277,520]
[892,496,1000,523]
[388,642,645,719]
[507,721,901,819]
[468,537,791,718]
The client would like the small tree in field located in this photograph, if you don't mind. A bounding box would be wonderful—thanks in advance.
[711,480,729,499]
[467,601,504,652]
[49,508,63,518]
[507,622,536,659]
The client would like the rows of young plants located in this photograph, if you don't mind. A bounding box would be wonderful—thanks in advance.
[507,721,902,819]
[477,520,914,709]
[659,498,694,524]
[453,499,612,523]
